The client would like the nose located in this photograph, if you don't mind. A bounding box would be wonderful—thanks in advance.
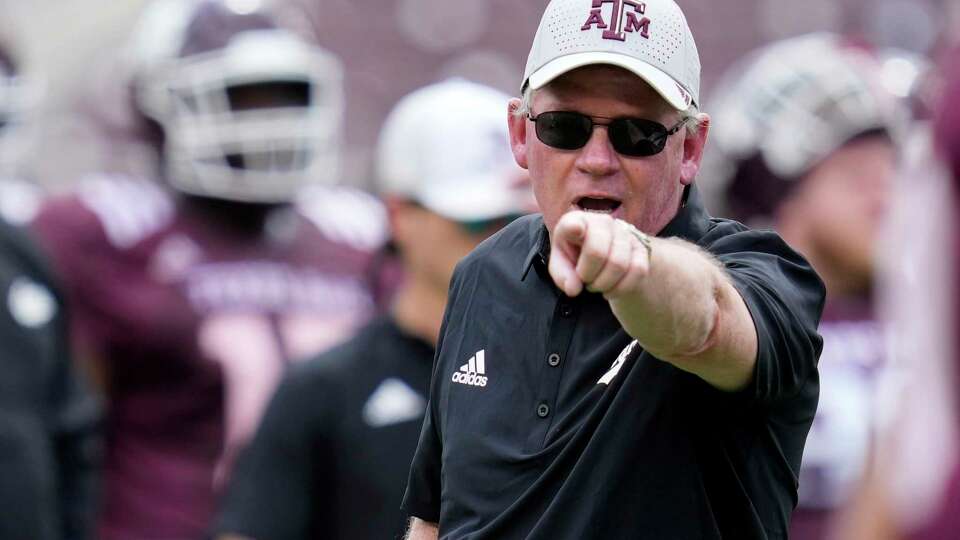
[574,125,618,177]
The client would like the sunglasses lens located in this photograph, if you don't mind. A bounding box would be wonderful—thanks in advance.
[532,112,676,156]
[534,112,593,150]
[609,118,668,157]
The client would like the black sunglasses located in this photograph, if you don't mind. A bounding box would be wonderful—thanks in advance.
[527,111,687,157]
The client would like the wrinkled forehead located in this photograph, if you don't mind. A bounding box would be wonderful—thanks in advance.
[534,65,673,118]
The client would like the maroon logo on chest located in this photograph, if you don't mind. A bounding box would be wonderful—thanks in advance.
[580,0,651,41]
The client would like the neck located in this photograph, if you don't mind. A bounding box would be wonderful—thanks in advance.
[178,194,281,237]
[778,223,870,300]
[812,257,872,300]
[392,274,448,347]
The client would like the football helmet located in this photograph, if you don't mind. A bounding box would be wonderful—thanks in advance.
[700,33,909,223]
[130,0,344,203]
[0,45,37,177]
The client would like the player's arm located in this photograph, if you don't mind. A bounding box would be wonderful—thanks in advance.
[406,518,439,540]
[549,211,757,391]
[213,365,330,539]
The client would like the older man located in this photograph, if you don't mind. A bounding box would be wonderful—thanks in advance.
[403,0,825,539]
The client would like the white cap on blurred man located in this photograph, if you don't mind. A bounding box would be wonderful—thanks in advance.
[522,0,701,110]
[377,78,532,223]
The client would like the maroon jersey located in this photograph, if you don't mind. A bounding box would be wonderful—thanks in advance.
[31,174,390,540]
[790,299,885,539]
[907,466,960,540]
[905,55,960,540]
[873,132,959,540]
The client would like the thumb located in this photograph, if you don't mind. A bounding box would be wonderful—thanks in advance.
[549,212,587,297]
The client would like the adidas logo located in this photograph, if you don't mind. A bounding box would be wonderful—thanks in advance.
[452,349,488,387]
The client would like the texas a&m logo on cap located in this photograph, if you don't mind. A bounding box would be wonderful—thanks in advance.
[675,82,692,108]
[581,0,651,41]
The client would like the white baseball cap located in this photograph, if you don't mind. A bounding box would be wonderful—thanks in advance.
[522,0,701,111]
[377,78,532,223]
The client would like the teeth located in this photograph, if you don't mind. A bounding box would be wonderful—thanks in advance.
[576,198,620,213]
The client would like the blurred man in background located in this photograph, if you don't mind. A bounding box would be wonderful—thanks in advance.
[214,78,532,540]
[30,1,391,538]
[702,33,907,538]
[0,42,100,540]
[833,44,960,540]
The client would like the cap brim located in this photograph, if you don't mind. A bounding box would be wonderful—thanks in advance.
[527,52,694,111]
[418,174,530,223]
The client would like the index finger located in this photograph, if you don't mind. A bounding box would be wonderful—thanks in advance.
[549,212,588,297]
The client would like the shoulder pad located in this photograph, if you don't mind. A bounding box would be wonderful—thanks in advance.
[296,185,388,252]
[76,174,174,249]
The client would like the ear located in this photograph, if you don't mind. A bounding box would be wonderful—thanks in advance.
[679,113,710,186]
[507,98,530,170]
[385,196,417,248]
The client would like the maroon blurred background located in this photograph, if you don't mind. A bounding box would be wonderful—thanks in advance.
[4,0,955,190]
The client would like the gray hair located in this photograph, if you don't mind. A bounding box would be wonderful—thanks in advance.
[512,85,704,135]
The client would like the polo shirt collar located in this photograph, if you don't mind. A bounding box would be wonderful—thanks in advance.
[659,184,711,241]
[520,184,711,281]
[521,217,550,281]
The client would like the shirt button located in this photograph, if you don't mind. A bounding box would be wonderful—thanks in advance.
[559,303,574,318]
[547,353,561,367]
[537,402,550,418]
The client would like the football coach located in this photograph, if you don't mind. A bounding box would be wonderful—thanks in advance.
[403,0,826,538]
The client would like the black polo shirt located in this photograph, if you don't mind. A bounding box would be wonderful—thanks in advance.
[215,316,434,540]
[402,186,825,539]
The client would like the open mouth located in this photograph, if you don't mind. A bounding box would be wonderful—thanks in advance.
[576,197,622,214]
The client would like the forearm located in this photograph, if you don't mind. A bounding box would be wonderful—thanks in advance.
[406,518,439,540]
[612,238,720,355]
[611,237,757,390]
[548,212,758,391]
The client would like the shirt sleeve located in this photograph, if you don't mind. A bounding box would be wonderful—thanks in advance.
[30,196,129,357]
[707,226,826,404]
[214,365,334,539]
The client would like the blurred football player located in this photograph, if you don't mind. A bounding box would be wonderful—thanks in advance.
[832,44,960,540]
[213,79,532,540]
[0,42,101,540]
[30,1,389,538]
[701,33,908,539]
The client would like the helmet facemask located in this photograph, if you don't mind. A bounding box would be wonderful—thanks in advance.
[139,29,344,203]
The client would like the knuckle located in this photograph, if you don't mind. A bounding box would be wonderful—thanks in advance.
[608,257,630,275]
[582,243,607,261]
